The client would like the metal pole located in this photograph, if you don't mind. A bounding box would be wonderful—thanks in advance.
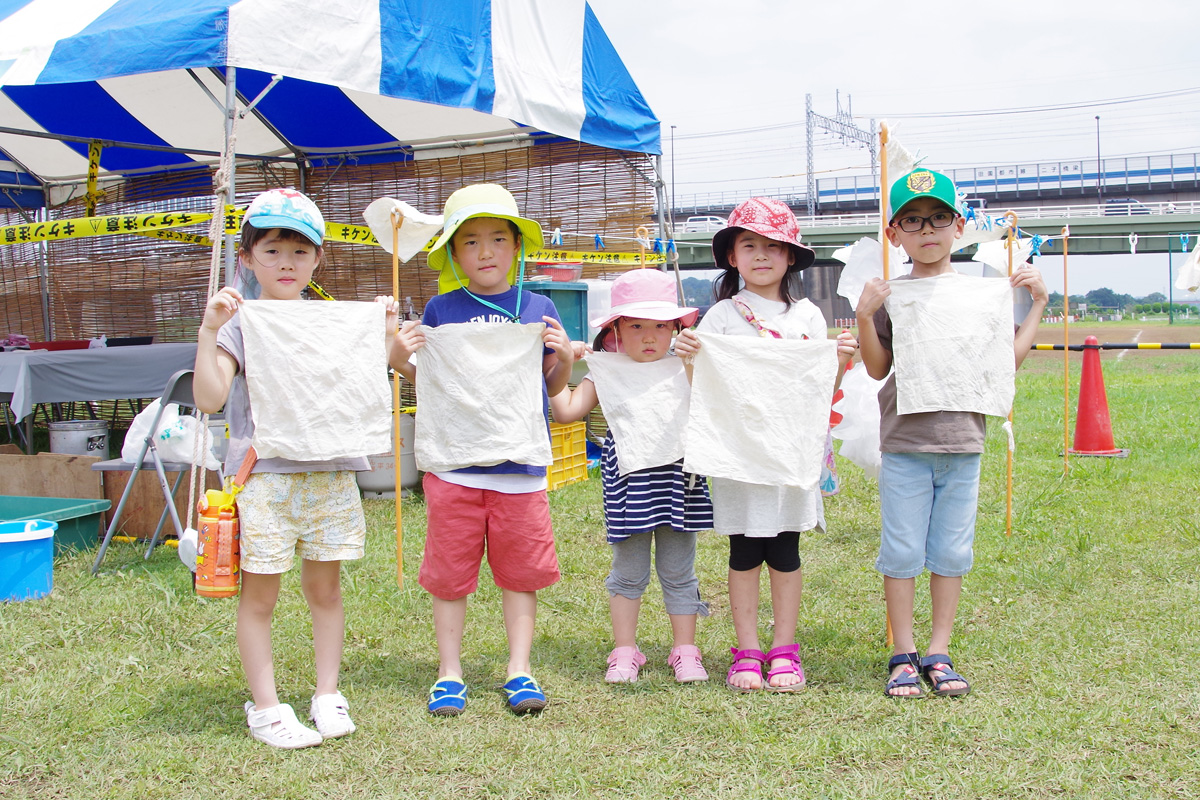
[223,66,238,286]
[1094,115,1102,207]
[1168,232,1174,325]
[805,94,815,217]
[670,125,676,229]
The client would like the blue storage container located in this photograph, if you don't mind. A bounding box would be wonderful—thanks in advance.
[0,520,56,601]
[0,496,111,554]
[524,281,588,342]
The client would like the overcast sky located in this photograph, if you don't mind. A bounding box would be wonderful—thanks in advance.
[587,0,1200,297]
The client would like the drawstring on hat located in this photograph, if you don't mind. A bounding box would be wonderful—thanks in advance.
[445,243,528,322]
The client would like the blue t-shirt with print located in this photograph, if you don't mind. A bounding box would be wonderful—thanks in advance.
[422,286,561,476]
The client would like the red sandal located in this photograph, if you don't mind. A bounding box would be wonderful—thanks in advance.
[725,647,766,692]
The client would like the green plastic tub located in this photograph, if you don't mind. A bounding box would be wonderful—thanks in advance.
[0,496,112,555]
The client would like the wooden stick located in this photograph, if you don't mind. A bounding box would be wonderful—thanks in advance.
[1004,211,1018,538]
[1062,226,1070,476]
[391,210,404,588]
[880,123,890,281]
[636,225,650,269]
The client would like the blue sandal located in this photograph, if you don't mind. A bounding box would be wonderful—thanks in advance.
[502,673,548,714]
[427,677,468,716]
[884,652,924,699]
[920,654,971,697]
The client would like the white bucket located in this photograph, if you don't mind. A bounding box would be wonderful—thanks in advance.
[356,413,417,494]
[48,420,110,460]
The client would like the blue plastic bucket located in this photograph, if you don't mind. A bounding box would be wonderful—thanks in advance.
[0,520,56,601]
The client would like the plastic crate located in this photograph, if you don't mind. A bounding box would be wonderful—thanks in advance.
[547,421,588,491]
[0,495,111,554]
[524,281,588,342]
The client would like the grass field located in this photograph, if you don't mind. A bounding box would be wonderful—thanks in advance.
[2,321,1198,799]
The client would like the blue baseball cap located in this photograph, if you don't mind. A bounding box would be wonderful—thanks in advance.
[244,188,325,245]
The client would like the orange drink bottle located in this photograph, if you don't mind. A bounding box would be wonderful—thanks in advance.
[195,488,239,598]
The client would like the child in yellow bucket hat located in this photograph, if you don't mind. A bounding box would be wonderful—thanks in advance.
[389,183,574,717]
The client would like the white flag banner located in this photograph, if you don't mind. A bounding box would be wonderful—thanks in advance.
[885,273,1015,417]
[585,352,690,475]
[414,322,551,472]
[241,301,391,460]
[684,332,838,489]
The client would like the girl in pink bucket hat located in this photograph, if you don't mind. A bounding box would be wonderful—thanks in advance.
[551,268,715,685]
[675,198,857,693]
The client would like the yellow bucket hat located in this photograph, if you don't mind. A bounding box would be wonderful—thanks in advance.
[427,183,545,294]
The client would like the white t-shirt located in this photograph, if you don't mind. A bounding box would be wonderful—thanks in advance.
[695,291,827,537]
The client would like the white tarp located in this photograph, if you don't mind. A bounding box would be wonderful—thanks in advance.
[240,301,391,460]
[885,274,1015,417]
[684,332,838,489]
[414,322,551,472]
[584,351,690,475]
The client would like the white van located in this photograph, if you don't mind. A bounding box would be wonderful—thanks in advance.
[682,216,727,233]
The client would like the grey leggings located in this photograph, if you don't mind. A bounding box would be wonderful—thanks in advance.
[605,525,708,616]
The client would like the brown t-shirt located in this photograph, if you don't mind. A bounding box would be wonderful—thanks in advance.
[872,274,987,454]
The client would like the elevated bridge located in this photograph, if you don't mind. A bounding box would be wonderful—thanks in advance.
[673,152,1200,219]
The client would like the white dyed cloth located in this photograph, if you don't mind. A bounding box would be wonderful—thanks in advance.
[885,273,1015,417]
[584,352,690,475]
[414,322,551,472]
[361,197,443,261]
[240,301,391,460]
[972,238,1032,274]
[1176,239,1200,293]
[684,331,838,490]
[834,236,908,308]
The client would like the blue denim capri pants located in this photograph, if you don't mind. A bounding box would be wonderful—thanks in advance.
[876,452,981,579]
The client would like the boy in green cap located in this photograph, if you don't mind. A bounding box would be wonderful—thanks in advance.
[389,183,574,717]
[855,168,1048,698]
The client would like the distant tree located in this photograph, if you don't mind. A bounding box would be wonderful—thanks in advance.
[1085,287,1129,310]
[680,276,714,307]
[1141,292,1167,304]
[1152,302,1163,313]
[1048,291,1064,309]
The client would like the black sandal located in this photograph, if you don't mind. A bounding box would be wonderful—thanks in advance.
[920,653,971,697]
[884,652,924,698]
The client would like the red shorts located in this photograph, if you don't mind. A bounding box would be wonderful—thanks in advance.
[419,473,559,600]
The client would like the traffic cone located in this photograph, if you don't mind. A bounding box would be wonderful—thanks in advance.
[1069,335,1130,457]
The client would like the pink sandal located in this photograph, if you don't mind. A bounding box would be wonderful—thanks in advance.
[605,646,647,683]
[764,643,806,692]
[667,645,709,683]
[725,647,766,692]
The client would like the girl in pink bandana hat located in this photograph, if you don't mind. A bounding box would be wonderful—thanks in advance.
[551,268,715,685]
[674,197,857,692]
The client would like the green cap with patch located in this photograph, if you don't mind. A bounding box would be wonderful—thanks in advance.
[888,168,960,221]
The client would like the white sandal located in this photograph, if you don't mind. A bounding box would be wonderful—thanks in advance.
[244,701,323,749]
[309,691,356,739]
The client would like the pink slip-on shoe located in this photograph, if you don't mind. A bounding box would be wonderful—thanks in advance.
[667,645,709,683]
[605,646,647,683]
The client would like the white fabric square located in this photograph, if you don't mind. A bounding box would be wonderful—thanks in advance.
[414,322,551,472]
[885,273,1015,417]
[684,332,838,489]
[584,352,690,475]
[240,301,391,460]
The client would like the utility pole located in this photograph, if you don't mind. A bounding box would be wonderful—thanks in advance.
[805,92,876,217]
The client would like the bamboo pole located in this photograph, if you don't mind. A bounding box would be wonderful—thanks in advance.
[1062,226,1070,475]
[880,123,890,281]
[879,122,893,648]
[391,210,404,588]
[1004,211,1018,537]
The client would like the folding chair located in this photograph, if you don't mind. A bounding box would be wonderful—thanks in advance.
[90,369,206,574]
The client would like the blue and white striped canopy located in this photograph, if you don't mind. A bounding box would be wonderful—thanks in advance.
[0,0,659,207]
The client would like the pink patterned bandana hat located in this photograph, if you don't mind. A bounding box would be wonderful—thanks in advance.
[711,197,815,272]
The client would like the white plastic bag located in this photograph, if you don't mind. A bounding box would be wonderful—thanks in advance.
[831,362,885,479]
[122,399,219,469]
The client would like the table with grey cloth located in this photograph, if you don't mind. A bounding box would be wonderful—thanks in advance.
[0,344,198,446]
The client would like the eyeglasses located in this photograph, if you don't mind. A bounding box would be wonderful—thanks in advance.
[251,244,319,268]
[891,211,958,233]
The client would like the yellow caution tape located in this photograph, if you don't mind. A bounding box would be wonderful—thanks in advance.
[3,207,666,265]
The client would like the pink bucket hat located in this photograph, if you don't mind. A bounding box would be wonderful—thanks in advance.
[711,197,815,272]
[590,269,699,330]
